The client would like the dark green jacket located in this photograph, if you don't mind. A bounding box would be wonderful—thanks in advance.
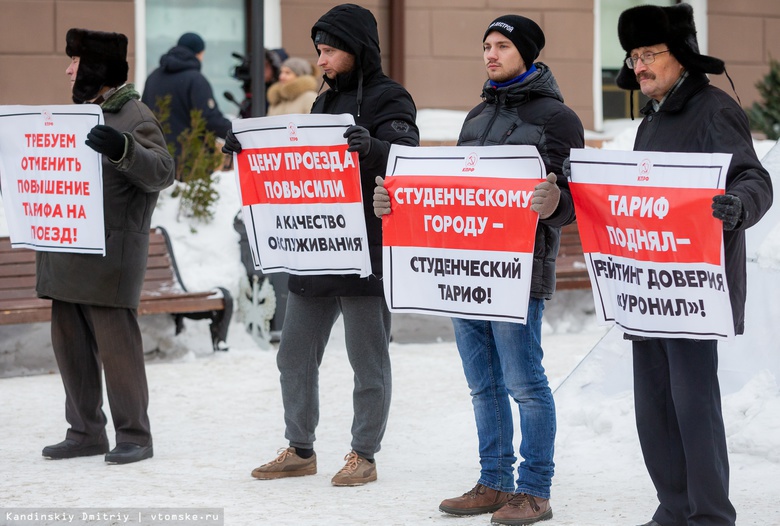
[36,85,175,308]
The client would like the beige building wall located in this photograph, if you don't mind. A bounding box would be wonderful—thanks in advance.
[278,0,594,127]
[1,0,780,133]
[0,0,136,106]
[707,0,780,107]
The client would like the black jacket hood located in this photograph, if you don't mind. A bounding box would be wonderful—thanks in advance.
[310,4,383,84]
[159,45,202,74]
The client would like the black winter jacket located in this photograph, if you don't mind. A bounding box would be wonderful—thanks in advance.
[288,3,420,297]
[634,72,773,334]
[458,64,584,299]
[141,46,232,160]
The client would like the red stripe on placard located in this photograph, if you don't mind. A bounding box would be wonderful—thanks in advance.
[383,175,539,252]
[237,145,361,205]
[571,182,723,265]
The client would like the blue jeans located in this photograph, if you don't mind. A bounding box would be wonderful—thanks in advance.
[452,298,555,499]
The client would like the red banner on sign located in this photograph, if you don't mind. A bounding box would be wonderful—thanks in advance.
[382,175,538,252]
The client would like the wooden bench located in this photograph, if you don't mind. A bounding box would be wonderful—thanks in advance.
[555,221,591,290]
[0,226,232,350]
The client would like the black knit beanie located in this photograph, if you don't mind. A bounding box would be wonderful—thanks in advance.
[483,15,545,69]
[177,32,205,54]
[314,30,353,55]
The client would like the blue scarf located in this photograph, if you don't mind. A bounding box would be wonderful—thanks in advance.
[489,64,537,89]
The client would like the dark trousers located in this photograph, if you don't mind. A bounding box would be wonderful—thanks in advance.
[277,293,392,458]
[632,338,736,526]
[51,300,152,446]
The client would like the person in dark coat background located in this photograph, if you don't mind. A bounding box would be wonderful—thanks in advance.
[142,32,232,164]
[375,14,583,525]
[615,5,773,526]
[222,3,419,487]
[39,28,175,465]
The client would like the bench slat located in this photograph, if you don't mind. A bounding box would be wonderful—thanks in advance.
[0,228,228,326]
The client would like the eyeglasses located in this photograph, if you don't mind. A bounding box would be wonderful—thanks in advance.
[625,49,670,69]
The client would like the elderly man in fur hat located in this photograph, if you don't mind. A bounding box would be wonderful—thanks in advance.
[615,5,772,526]
[39,28,174,465]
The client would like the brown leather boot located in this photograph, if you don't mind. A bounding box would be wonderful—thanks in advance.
[491,493,552,525]
[439,483,512,516]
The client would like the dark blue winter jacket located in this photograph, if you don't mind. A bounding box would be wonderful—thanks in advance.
[142,45,232,161]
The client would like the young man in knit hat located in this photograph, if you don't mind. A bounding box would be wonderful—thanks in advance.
[374,13,583,524]
[615,5,772,526]
[223,3,419,486]
[40,28,175,465]
[142,31,231,166]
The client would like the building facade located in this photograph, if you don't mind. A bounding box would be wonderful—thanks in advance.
[1,0,779,132]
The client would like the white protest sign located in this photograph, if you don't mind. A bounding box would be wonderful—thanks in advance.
[0,105,105,254]
[382,144,544,322]
[232,113,371,277]
[570,148,734,340]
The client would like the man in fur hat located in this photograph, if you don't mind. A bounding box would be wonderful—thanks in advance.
[615,5,772,526]
[39,28,174,465]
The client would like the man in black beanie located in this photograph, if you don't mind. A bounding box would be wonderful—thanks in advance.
[142,31,231,170]
[373,13,583,524]
[223,3,419,487]
[615,4,772,526]
[39,28,174,465]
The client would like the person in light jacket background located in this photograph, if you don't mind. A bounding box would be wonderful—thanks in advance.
[267,57,318,116]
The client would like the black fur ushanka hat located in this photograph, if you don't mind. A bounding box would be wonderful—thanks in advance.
[66,28,128,103]
[615,3,725,90]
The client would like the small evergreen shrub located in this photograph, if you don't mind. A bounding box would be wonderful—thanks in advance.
[748,57,780,140]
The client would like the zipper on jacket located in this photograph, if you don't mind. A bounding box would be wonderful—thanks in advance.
[479,99,502,146]
[499,123,518,145]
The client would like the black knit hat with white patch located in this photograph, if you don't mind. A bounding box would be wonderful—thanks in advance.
[483,15,545,69]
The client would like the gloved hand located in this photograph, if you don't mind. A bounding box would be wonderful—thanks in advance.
[222,130,242,155]
[85,124,126,161]
[530,172,561,219]
[373,176,391,217]
[344,125,372,158]
[712,193,743,230]
[562,157,571,179]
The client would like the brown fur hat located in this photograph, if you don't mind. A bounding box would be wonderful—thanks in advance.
[66,28,129,103]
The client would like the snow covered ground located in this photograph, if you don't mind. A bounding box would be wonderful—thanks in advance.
[1,114,779,526]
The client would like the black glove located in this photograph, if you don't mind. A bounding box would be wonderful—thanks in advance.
[562,157,571,179]
[222,130,242,155]
[344,125,372,157]
[711,194,743,230]
[85,124,126,161]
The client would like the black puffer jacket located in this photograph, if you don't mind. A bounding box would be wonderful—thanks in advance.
[458,63,584,299]
[141,45,232,160]
[634,72,773,334]
[288,3,420,297]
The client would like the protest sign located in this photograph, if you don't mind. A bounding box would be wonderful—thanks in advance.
[382,144,544,322]
[232,113,371,277]
[570,148,734,340]
[0,105,105,254]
